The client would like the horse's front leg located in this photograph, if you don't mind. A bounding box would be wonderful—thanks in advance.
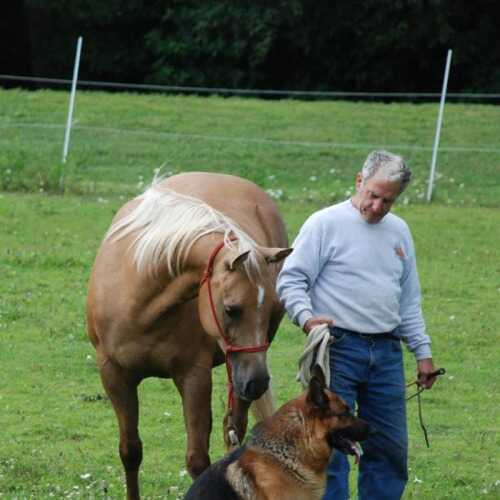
[223,396,251,450]
[174,366,212,478]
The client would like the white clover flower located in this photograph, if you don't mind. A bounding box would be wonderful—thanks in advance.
[266,188,283,200]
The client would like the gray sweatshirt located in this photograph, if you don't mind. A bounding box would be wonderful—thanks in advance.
[277,199,432,360]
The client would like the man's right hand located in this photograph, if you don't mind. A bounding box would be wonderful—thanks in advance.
[303,316,334,335]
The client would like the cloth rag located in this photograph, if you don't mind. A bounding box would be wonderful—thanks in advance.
[297,324,333,388]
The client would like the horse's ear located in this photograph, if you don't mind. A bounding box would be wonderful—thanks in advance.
[259,247,293,264]
[228,250,251,271]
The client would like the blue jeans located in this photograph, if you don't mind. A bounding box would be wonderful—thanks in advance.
[323,327,408,500]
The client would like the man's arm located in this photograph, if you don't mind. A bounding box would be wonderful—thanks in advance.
[399,228,436,389]
[276,213,331,332]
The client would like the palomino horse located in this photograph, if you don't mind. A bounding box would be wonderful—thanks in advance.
[86,172,291,499]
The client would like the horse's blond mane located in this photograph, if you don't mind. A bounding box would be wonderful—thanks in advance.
[105,179,260,278]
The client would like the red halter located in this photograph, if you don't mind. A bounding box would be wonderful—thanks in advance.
[199,239,270,413]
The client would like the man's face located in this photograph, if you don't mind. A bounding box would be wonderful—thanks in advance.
[355,172,402,223]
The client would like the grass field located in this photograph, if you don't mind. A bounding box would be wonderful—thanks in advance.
[1,89,500,206]
[0,90,499,499]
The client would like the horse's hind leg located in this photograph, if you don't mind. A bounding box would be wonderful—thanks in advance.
[174,366,212,478]
[99,358,142,500]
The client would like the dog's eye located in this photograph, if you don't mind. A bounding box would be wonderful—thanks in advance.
[224,305,242,320]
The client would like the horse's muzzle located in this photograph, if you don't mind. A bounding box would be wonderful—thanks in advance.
[231,354,270,401]
[242,374,270,401]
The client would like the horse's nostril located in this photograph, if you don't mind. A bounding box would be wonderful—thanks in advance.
[244,375,270,400]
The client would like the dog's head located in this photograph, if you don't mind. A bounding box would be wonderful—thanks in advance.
[305,365,372,462]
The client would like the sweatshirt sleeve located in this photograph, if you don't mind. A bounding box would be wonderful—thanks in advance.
[399,228,432,360]
[276,212,329,329]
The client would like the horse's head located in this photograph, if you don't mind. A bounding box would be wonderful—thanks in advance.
[198,244,292,402]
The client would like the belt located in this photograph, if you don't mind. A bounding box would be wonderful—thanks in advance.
[330,326,401,342]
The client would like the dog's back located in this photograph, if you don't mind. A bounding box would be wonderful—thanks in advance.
[184,446,245,500]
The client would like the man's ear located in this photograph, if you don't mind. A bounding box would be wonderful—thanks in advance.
[355,173,363,192]
[307,365,329,410]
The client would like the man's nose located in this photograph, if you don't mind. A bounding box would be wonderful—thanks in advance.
[372,200,384,213]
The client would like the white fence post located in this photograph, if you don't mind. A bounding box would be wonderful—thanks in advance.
[62,36,83,164]
[426,49,453,203]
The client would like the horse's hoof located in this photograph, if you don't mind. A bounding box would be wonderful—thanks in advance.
[228,429,240,447]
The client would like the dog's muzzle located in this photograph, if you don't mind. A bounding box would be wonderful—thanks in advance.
[328,419,373,463]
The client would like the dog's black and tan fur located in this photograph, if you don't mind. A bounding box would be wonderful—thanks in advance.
[184,366,371,500]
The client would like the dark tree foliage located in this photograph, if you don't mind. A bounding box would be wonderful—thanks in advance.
[145,0,500,92]
[3,0,499,92]
[144,0,304,88]
[1,3,33,77]
[20,0,161,82]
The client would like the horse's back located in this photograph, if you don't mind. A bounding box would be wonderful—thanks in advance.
[161,172,288,247]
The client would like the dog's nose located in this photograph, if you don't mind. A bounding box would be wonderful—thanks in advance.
[244,375,270,400]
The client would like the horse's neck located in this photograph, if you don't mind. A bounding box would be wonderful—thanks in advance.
[124,234,225,328]
[187,233,226,275]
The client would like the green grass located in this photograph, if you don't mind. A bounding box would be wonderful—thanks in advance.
[0,90,499,498]
[1,192,499,499]
[0,89,499,206]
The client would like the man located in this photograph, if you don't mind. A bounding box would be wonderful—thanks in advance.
[277,150,437,500]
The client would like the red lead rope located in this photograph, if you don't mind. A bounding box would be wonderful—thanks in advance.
[200,239,269,412]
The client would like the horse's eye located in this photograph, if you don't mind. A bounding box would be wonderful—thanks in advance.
[224,305,242,320]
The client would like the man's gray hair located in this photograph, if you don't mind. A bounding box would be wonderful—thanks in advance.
[361,150,412,193]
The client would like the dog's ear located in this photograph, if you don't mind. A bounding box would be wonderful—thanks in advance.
[307,365,329,410]
[311,364,326,387]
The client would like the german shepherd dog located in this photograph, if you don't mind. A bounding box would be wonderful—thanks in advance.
[184,366,372,499]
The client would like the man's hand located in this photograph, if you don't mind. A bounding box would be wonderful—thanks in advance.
[417,358,437,389]
[303,316,334,335]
